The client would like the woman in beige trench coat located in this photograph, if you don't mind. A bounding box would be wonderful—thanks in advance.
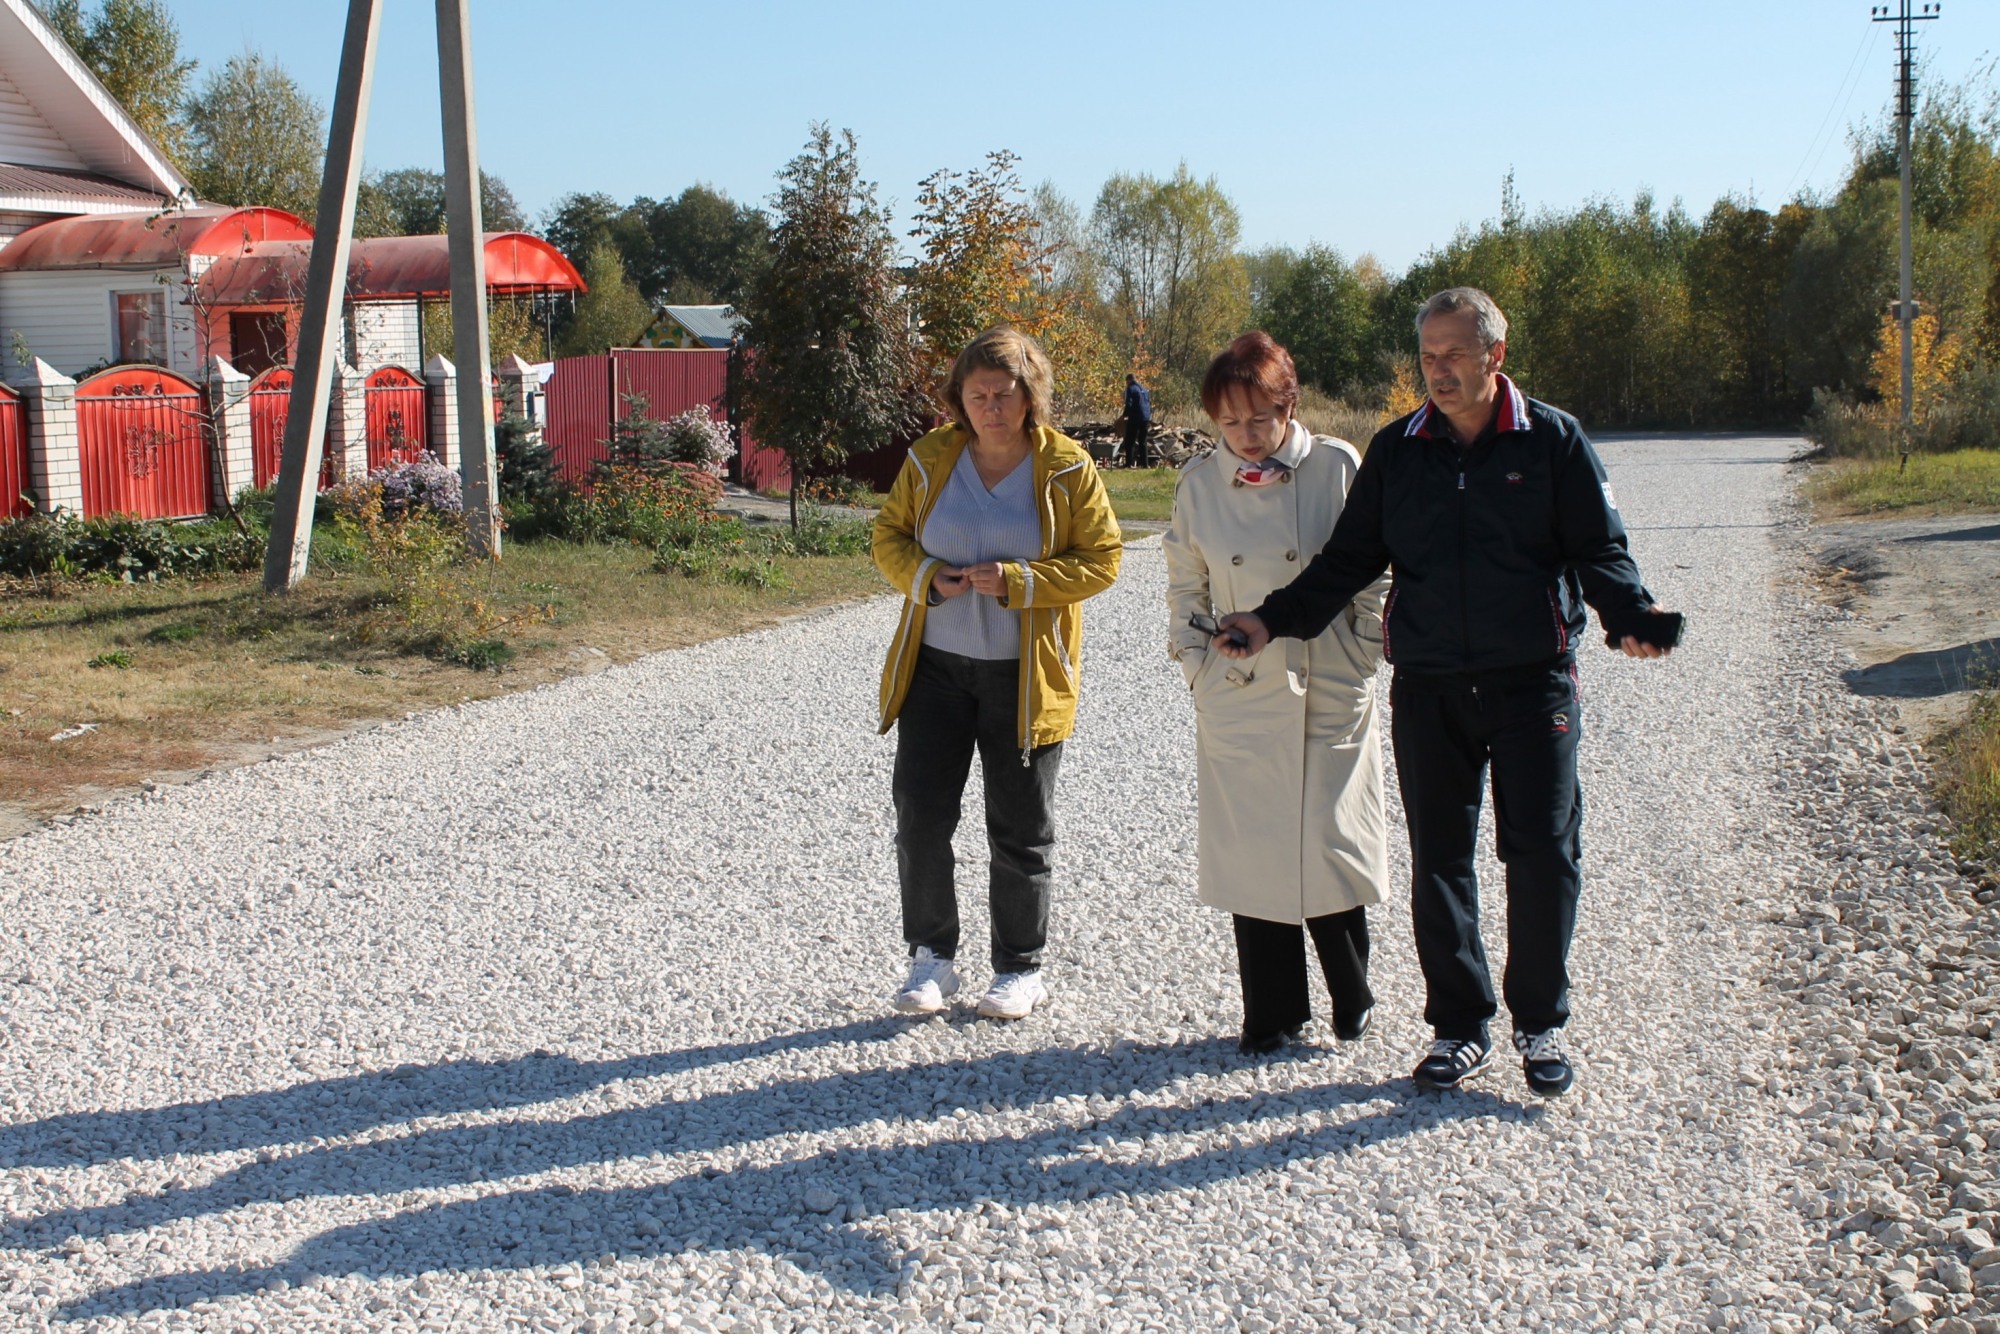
[1163,332,1391,1053]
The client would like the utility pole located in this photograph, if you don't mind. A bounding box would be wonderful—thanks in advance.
[264,0,502,591]
[1871,0,1940,468]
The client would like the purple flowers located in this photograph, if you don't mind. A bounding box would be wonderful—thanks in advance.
[369,458,462,518]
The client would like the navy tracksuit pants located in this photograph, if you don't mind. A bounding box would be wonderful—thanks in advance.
[1390,664,1583,1042]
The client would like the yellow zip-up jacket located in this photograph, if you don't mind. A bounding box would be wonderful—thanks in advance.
[872,424,1123,755]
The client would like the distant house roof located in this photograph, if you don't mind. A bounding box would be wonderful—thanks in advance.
[196,231,588,305]
[0,205,312,271]
[652,304,744,348]
[0,0,190,200]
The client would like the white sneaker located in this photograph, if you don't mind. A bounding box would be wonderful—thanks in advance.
[892,947,960,1014]
[976,969,1046,1020]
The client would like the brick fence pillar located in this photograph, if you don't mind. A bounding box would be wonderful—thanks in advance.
[205,355,253,507]
[495,353,536,436]
[328,362,368,482]
[424,353,460,472]
[16,358,81,514]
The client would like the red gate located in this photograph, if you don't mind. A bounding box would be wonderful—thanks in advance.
[0,382,27,517]
[249,366,291,489]
[365,365,429,470]
[77,366,209,519]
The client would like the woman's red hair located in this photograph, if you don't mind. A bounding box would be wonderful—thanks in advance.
[1200,331,1300,419]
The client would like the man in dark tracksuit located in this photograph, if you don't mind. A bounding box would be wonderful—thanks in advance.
[1215,287,1675,1097]
[1121,375,1152,468]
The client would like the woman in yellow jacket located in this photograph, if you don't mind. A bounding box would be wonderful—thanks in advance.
[872,326,1122,1020]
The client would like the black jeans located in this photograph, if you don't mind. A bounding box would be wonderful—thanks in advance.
[1391,665,1583,1041]
[1121,418,1150,468]
[1232,909,1373,1044]
[893,647,1062,973]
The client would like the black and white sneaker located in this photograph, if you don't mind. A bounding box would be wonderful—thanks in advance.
[1412,1036,1491,1090]
[1513,1028,1575,1097]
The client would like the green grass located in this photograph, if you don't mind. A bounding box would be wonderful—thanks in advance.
[1804,449,2000,517]
[1101,467,1182,524]
[1935,687,2000,869]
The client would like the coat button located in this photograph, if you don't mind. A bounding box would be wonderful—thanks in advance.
[1231,554,1243,565]
[1279,472,1292,484]
[1285,550,1297,561]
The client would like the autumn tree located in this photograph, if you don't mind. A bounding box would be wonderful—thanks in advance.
[183,52,324,221]
[738,125,917,529]
[45,0,195,160]
[1088,165,1249,388]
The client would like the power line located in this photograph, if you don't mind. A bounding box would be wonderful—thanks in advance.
[1870,1,1941,444]
[1784,25,1880,200]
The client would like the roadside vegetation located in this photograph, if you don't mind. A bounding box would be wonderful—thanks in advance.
[0,411,879,826]
[1935,688,2000,869]
[1802,449,2000,516]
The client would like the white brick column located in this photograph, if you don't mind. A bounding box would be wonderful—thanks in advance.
[16,359,81,515]
[205,355,254,507]
[328,362,369,482]
[424,353,460,471]
[495,353,536,435]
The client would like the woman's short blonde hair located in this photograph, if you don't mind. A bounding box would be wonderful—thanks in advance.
[943,326,1056,434]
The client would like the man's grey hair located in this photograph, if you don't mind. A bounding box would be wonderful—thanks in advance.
[1415,287,1508,348]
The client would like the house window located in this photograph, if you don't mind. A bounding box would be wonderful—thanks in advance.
[114,291,166,365]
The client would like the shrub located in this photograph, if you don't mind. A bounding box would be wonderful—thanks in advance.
[660,406,737,476]
[568,463,723,548]
[496,412,562,506]
[0,512,262,580]
[796,473,875,507]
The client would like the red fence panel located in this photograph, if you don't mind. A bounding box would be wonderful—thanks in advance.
[365,365,429,471]
[0,382,27,517]
[76,366,210,520]
[541,348,781,488]
[247,367,338,492]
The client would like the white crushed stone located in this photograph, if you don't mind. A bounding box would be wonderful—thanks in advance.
[0,435,1993,1332]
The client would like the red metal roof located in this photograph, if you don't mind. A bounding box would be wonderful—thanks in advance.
[0,206,312,271]
[195,231,587,305]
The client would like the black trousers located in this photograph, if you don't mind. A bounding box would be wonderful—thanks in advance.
[1121,417,1150,468]
[1232,909,1373,1044]
[1391,665,1583,1041]
[893,647,1062,973]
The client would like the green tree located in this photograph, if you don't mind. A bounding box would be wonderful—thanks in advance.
[738,125,917,529]
[354,166,527,238]
[45,0,195,161]
[626,184,771,306]
[1252,243,1375,400]
[558,242,651,356]
[182,51,324,221]
[1088,164,1249,389]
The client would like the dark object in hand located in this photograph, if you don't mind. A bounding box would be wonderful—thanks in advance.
[1606,610,1684,651]
[1190,611,1248,649]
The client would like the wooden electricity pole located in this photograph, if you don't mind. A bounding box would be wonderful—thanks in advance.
[264,0,502,590]
[1871,1,1941,468]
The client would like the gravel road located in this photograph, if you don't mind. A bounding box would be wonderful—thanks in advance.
[2,436,1996,1333]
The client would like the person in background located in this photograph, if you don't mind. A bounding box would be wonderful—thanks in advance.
[871,326,1123,1021]
[1164,332,1389,1054]
[1215,288,1678,1098]
[1122,373,1153,469]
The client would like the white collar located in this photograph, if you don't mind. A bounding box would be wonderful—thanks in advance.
[1223,418,1313,470]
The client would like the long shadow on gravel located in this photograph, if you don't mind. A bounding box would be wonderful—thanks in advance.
[0,1018,906,1170]
[11,1038,1320,1250]
[65,1073,1532,1316]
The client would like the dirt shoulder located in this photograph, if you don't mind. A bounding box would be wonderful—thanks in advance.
[1810,509,2000,738]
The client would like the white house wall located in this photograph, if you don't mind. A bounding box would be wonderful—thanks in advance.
[348,300,421,373]
[0,265,199,378]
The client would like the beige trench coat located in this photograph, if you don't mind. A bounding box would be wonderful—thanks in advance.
[1163,423,1391,922]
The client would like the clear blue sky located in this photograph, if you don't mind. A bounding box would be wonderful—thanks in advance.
[161,1,2000,270]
